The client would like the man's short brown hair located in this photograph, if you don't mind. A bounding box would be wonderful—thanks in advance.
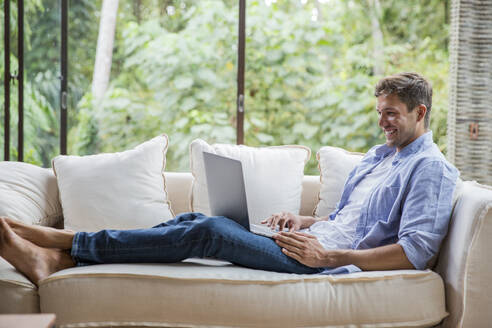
[374,72,432,129]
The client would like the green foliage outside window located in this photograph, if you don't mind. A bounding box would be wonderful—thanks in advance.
[1,0,449,175]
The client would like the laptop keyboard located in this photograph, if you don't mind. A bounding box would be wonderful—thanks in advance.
[250,224,289,238]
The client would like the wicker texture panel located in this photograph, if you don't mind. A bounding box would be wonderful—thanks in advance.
[448,0,492,185]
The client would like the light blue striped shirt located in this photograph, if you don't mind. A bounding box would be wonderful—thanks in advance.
[322,131,459,274]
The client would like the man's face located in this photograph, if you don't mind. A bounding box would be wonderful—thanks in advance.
[376,93,423,152]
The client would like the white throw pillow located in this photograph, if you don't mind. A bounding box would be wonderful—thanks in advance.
[314,146,364,217]
[0,162,63,226]
[190,139,310,224]
[52,135,174,232]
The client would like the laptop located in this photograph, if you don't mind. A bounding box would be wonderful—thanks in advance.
[202,151,287,238]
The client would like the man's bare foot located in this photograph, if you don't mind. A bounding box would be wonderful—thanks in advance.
[0,217,74,249]
[0,218,75,286]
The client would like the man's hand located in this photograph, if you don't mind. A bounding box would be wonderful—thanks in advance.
[273,232,343,268]
[261,212,320,232]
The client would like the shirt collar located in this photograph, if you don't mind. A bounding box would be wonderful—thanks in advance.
[397,131,433,159]
[374,131,433,160]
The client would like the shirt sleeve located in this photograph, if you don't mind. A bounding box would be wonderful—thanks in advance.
[397,160,458,270]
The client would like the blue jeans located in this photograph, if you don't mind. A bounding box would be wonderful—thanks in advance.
[71,212,322,274]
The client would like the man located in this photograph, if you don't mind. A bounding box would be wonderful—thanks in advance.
[0,72,459,286]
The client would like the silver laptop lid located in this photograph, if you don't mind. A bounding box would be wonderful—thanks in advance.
[202,152,250,230]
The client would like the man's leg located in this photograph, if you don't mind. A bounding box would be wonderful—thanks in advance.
[1,217,74,249]
[0,212,203,250]
[0,212,320,285]
[0,212,201,249]
[0,218,75,285]
[72,213,321,274]
[0,214,202,285]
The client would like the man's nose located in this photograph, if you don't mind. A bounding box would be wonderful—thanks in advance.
[379,114,386,127]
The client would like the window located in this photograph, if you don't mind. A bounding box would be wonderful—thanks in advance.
[69,0,239,171]
[2,0,450,176]
[244,0,449,174]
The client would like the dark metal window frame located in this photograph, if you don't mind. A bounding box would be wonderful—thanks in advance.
[236,0,245,145]
[3,0,11,161]
[61,0,68,154]
[3,0,244,161]
[3,0,26,161]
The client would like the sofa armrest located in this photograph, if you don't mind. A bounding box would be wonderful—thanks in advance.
[435,181,492,327]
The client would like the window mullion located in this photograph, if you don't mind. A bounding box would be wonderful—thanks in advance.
[60,0,68,155]
[18,0,24,162]
[236,0,246,145]
[3,0,11,161]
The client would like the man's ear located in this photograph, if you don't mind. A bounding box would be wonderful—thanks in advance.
[416,104,427,122]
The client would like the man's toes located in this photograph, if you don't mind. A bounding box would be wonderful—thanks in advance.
[2,217,21,230]
[0,220,4,252]
[0,220,14,257]
[0,219,13,243]
[0,217,7,233]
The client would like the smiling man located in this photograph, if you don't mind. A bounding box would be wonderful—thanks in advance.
[0,72,459,285]
[267,72,458,271]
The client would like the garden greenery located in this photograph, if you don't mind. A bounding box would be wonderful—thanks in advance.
[1,0,449,174]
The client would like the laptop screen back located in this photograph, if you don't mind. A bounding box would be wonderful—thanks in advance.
[202,152,250,230]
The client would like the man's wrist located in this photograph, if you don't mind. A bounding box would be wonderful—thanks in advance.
[305,216,326,227]
[299,216,317,229]
[339,249,354,267]
[322,249,352,268]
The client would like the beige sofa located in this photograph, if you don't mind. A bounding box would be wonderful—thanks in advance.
[1,171,492,328]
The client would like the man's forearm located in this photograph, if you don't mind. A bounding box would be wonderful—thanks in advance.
[330,243,415,270]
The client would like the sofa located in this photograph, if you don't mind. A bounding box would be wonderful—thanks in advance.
[1,143,492,327]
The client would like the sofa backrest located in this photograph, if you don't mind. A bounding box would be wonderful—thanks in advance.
[164,172,321,216]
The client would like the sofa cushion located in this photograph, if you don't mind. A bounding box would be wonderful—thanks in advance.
[0,257,39,313]
[190,139,311,224]
[52,135,174,232]
[0,162,62,227]
[39,260,447,328]
[315,146,364,217]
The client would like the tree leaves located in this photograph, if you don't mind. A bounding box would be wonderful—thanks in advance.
[1,0,449,174]
[173,76,194,90]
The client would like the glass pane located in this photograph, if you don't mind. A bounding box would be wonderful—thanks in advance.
[69,0,238,171]
[23,1,61,167]
[245,0,449,174]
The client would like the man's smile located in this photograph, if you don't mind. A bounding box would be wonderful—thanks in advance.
[383,128,397,138]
